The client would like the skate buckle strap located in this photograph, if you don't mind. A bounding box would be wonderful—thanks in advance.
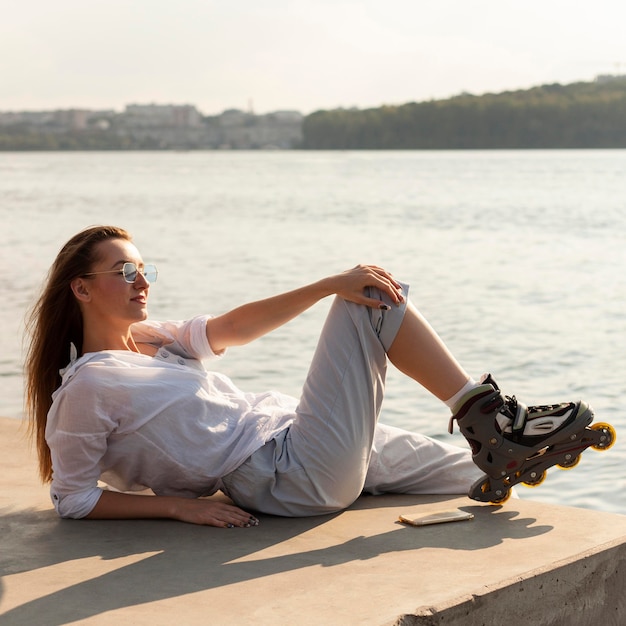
[510,398,528,434]
[447,416,455,434]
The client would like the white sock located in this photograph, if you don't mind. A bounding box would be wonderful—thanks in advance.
[444,377,478,410]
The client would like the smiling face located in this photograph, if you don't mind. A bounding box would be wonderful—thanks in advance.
[72,237,151,334]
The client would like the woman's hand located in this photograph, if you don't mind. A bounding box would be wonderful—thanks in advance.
[172,497,260,528]
[327,264,405,309]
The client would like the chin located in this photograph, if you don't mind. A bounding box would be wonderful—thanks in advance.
[130,309,149,322]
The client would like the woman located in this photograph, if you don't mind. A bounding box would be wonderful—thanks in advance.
[26,226,591,528]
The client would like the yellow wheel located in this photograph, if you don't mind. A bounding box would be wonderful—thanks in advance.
[491,489,511,505]
[590,422,616,451]
[522,470,547,487]
[557,454,581,470]
[480,480,511,505]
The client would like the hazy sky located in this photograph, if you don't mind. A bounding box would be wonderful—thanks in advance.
[2,0,625,114]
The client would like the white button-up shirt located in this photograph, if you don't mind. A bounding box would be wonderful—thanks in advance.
[46,315,296,518]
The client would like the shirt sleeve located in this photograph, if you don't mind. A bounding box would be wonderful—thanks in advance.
[131,315,220,361]
[46,380,117,519]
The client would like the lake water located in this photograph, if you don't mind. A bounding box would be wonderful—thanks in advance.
[1,150,624,513]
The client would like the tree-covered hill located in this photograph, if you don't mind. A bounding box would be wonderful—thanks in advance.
[302,78,626,149]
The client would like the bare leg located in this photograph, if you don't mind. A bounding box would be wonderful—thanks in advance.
[387,301,471,401]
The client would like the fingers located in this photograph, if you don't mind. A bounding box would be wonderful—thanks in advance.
[215,503,259,529]
[363,264,401,286]
[208,502,259,528]
[224,515,260,529]
[179,499,260,528]
[348,264,404,306]
[373,268,404,297]
[329,264,405,309]
[223,507,260,529]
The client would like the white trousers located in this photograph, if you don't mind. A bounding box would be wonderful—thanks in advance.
[221,284,482,516]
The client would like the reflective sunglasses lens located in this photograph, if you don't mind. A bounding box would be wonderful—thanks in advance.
[144,264,158,283]
[122,263,138,283]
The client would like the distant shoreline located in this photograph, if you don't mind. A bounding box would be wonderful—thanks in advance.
[3,77,626,150]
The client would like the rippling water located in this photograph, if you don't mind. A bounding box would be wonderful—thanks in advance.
[1,150,624,512]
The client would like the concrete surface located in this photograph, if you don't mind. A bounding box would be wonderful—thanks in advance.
[1,416,625,626]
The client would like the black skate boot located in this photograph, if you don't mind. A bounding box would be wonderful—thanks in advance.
[448,374,615,504]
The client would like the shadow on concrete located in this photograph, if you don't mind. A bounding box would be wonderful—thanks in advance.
[0,494,552,624]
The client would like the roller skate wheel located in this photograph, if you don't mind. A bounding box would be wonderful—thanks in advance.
[557,454,581,470]
[490,489,511,505]
[480,480,511,505]
[522,470,547,487]
[590,422,616,451]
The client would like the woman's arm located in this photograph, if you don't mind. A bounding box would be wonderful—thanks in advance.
[85,490,259,528]
[206,264,404,353]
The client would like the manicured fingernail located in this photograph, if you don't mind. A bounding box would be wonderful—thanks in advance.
[227,523,234,528]
[379,304,391,311]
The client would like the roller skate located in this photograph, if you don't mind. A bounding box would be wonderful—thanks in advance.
[448,374,615,504]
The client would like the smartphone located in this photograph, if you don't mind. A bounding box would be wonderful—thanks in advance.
[398,509,474,527]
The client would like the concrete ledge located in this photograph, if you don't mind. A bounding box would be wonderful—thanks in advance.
[1,416,625,625]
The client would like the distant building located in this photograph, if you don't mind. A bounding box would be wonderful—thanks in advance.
[53,109,89,130]
[121,104,202,128]
[212,109,303,149]
[0,110,54,127]
[595,74,626,83]
[0,103,303,149]
[0,109,114,130]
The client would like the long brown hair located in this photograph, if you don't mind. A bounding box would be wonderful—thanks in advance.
[25,225,132,483]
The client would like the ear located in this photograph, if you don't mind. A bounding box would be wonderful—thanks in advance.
[70,277,92,302]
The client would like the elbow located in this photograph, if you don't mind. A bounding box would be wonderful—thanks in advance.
[51,486,103,519]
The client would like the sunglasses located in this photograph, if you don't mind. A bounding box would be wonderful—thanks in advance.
[82,262,158,284]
